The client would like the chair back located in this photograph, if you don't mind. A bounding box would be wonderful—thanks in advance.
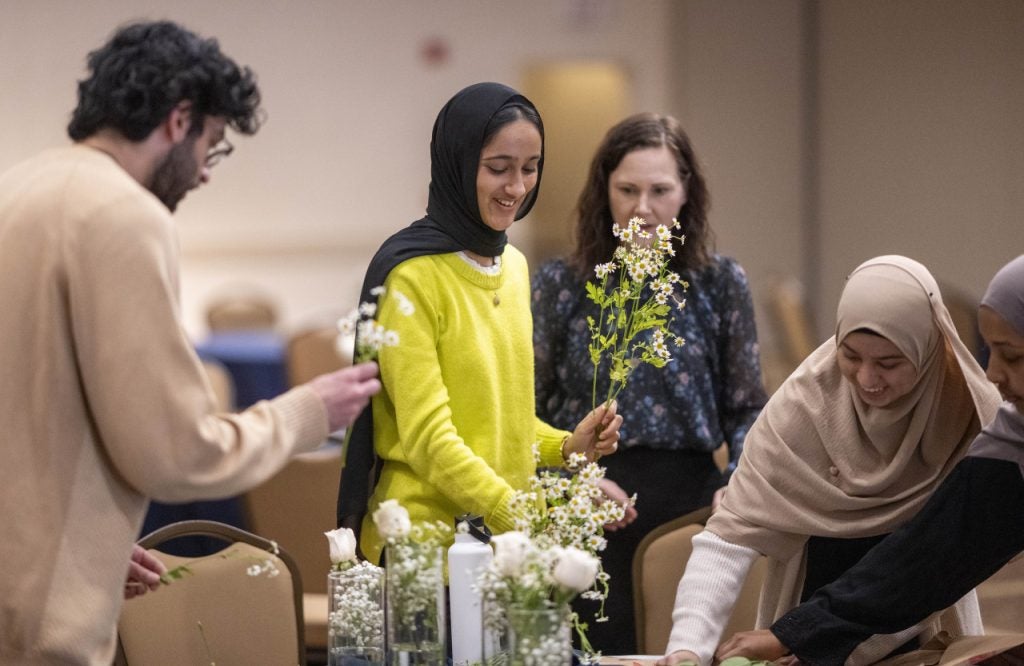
[633,507,767,655]
[116,520,305,666]
[245,444,343,650]
[206,296,278,332]
[287,327,348,387]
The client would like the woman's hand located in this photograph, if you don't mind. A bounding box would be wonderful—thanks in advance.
[656,649,701,666]
[715,629,789,664]
[564,400,623,462]
[596,477,638,531]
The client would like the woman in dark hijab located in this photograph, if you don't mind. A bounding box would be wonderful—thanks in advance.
[715,254,1024,666]
[337,82,622,564]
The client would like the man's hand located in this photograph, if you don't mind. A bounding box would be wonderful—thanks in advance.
[715,629,789,664]
[309,361,382,431]
[564,400,623,462]
[597,477,638,531]
[124,545,166,599]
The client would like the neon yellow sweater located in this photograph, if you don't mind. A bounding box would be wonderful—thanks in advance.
[360,247,568,563]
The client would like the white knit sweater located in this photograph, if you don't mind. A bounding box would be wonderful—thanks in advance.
[664,530,761,666]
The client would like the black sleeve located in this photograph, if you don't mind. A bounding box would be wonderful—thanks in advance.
[771,456,1024,666]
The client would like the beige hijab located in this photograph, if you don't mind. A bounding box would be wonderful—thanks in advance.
[709,256,1001,634]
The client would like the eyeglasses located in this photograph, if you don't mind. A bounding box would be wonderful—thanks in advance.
[205,138,234,168]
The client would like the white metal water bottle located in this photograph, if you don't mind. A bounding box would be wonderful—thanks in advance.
[448,516,492,666]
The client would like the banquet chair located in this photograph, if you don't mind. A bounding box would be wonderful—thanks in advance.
[115,520,306,666]
[633,506,767,655]
[244,443,344,654]
[286,326,349,387]
[205,294,278,332]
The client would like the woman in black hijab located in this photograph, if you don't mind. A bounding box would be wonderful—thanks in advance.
[337,82,622,565]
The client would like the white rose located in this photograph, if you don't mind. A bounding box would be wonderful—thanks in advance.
[372,499,411,540]
[324,527,358,566]
[491,531,532,577]
[551,546,599,593]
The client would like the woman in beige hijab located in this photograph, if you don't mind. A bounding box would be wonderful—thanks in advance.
[658,255,1001,666]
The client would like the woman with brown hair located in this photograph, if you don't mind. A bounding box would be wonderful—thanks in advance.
[531,113,768,655]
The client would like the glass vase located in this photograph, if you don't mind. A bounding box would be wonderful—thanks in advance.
[328,563,386,666]
[482,595,511,666]
[385,543,445,666]
[507,604,571,666]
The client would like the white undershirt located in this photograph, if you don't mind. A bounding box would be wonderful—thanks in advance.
[457,251,502,275]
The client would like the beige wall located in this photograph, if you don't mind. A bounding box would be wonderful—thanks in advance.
[1,0,1021,348]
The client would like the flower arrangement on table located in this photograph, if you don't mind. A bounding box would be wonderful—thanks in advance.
[585,216,687,410]
[477,528,600,666]
[324,527,385,665]
[373,499,452,662]
[470,215,685,663]
[478,447,634,664]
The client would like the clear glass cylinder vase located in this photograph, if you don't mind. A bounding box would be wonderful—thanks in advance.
[328,563,386,666]
[385,543,446,666]
[507,604,571,666]
[482,595,511,666]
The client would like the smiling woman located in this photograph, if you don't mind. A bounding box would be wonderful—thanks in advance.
[475,115,542,238]
[836,331,918,407]
[336,82,624,574]
[725,255,1024,666]
[657,255,1002,666]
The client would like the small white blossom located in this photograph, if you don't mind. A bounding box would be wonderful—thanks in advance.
[372,499,411,540]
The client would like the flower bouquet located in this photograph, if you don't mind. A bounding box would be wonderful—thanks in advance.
[373,499,451,666]
[325,527,385,666]
[477,531,600,666]
[481,448,634,664]
[585,216,687,410]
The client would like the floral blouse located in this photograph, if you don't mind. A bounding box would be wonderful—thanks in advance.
[531,254,767,467]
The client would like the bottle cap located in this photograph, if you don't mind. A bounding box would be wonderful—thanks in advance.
[455,513,491,544]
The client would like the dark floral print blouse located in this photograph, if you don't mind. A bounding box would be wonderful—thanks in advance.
[532,254,767,467]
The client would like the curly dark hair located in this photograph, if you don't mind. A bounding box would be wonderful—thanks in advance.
[569,113,712,278]
[68,21,262,141]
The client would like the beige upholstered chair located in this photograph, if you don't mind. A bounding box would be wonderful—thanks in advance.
[245,444,343,652]
[977,552,1024,633]
[633,507,767,655]
[116,520,305,666]
[286,326,348,387]
[205,295,278,332]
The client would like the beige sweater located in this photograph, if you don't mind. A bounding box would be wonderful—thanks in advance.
[0,145,329,665]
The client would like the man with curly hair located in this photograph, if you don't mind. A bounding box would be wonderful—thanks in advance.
[0,21,380,665]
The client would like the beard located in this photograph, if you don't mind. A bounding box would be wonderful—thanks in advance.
[150,137,200,212]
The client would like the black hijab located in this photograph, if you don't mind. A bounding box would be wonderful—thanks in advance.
[336,82,545,534]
